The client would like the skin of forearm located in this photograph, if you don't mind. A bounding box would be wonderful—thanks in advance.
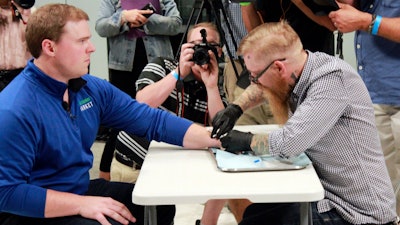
[135,72,177,107]
[233,84,265,112]
[251,134,270,155]
[205,86,225,121]
[241,4,262,32]
[45,189,82,217]
[377,17,400,43]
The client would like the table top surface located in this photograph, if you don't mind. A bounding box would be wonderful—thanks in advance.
[132,125,324,205]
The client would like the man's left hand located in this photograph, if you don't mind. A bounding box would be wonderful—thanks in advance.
[220,130,253,154]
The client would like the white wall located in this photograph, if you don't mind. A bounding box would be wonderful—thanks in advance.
[33,1,357,80]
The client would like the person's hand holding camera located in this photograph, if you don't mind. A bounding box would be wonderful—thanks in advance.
[177,42,196,79]
[211,104,243,138]
[195,47,219,89]
[221,130,254,154]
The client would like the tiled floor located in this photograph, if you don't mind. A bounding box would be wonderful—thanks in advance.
[90,141,237,225]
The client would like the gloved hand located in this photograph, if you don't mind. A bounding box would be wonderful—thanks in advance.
[220,130,253,154]
[211,104,243,138]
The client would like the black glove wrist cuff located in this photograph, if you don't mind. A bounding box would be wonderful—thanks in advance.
[229,104,243,116]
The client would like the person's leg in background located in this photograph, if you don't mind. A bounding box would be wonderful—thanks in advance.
[110,157,141,183]
[374,104,400,215]
[222,58,276,223]
[223,57,242,103]
[239,202,352,225]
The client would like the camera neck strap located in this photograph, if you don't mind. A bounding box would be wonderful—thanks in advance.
[11,3,27,24]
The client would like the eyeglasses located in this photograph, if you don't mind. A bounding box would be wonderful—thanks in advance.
[249,58,286,84]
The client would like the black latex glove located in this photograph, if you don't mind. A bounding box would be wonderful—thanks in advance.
[211,104,243,138]
[220,130,253,154]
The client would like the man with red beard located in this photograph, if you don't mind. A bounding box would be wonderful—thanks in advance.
[211,21,397,225]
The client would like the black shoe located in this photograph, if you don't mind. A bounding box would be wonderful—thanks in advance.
[195,219,201,225]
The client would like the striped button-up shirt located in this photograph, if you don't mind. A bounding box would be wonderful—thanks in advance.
[269,51,397,224]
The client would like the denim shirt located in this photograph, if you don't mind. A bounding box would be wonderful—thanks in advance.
[95,0,182,71]
[355,0,400,106]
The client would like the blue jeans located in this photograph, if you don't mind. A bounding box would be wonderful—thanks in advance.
[0,179,175,225]
[239,202,352,225]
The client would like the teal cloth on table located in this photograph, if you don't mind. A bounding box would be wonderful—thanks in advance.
[211,148,312,170]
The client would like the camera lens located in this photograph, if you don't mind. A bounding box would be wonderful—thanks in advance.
[193,47,210,65]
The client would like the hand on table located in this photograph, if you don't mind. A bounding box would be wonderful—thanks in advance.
[220,130,253,154]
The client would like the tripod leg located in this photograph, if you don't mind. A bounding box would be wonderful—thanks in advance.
[174,0,206,61]
[208,0,243,80]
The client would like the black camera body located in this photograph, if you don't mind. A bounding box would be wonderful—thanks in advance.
[14,0,35,9]
[192,29,218,66]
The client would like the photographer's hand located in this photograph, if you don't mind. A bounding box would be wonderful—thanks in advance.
[197,49,219,89]
[178,43,195,78]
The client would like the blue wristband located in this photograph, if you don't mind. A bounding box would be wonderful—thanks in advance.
[371,15,382,35]
[171,70,181,80]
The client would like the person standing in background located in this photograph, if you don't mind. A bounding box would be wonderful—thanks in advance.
[0,0,33,91]
[95,0,182,180]
[329,0,400,214]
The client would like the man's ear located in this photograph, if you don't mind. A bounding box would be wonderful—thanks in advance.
[275,60,286,74]
[41,39,56,56]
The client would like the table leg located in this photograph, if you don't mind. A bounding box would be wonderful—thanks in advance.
[299,202,313,225]
[144,206,157,225]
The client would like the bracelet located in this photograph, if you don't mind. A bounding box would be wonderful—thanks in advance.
[371,15,382,35]
[239,2,251,6]
[171,70,181,80]
[368,14,377,34]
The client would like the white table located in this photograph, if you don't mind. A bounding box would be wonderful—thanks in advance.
[132,125,324,225]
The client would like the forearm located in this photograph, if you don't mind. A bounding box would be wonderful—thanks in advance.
[136,70,178,107]
[291,0,336,31]
[205,86,225,121]
[251,133,270,156]
[182,124,220,149]
[374,17,400,43]
[233,84,265,112]
[44,189,83,217]
[241,3,262,32]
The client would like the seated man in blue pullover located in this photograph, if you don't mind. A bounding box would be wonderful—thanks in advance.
[0,4,220,225]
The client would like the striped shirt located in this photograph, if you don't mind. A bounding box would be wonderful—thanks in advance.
[269,51,397,224]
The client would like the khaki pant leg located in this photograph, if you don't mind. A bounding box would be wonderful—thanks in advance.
[374,104,400,215]
[233,86,276,125]
[223,58,243,103]
[110,156,141,183]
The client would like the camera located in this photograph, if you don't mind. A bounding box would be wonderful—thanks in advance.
[192,29,219,66]
[14,0,35,9]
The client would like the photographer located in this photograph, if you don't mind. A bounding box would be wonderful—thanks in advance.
[0,0,34,91]
[99,22,227,183]
[97,22,228,225]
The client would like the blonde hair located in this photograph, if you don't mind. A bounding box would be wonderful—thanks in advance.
[238,21,302,61]
[187,22,220,43]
